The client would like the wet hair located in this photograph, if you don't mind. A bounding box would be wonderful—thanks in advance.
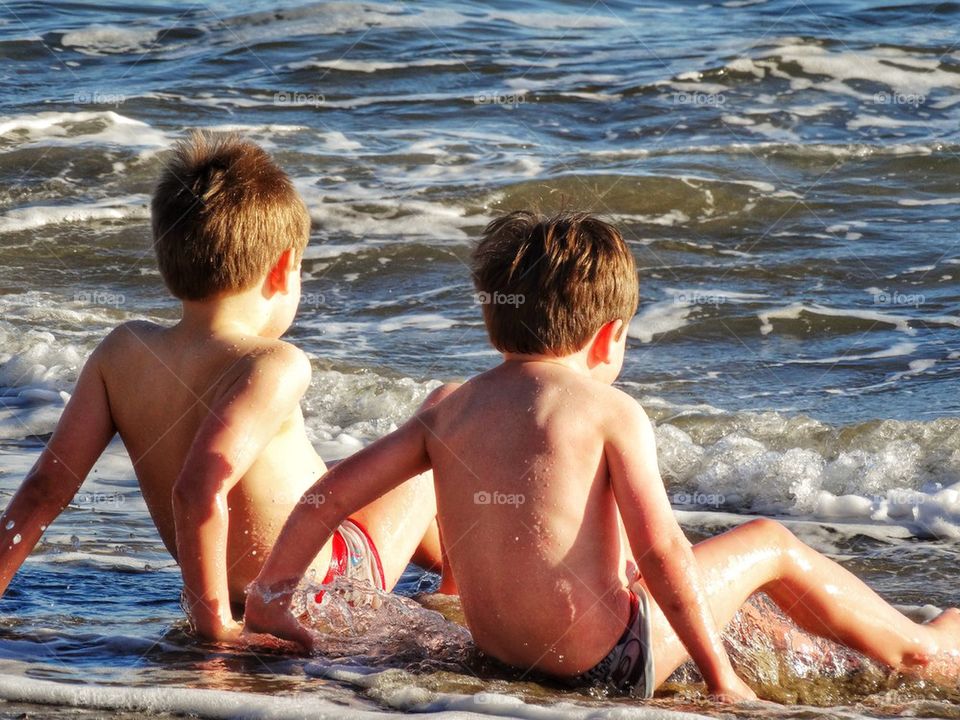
[472,210,638,355]
[151,131,310,300]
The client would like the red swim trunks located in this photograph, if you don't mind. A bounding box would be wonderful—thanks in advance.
[314,518,386,603]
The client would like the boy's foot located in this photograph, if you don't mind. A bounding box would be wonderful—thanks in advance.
[928,607,960,637]
[907,608,960,682]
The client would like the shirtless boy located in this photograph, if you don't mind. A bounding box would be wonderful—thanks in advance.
[247,210,960,700]
[0,133,445,641]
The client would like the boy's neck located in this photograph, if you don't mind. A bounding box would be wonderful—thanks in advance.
[178,289,274,338]
[501,351,590,376]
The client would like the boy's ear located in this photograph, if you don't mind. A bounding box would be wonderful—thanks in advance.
[266,248,297,295]
[588,319,624,367]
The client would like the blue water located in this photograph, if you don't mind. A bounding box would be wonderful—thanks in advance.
[1,0,959,717]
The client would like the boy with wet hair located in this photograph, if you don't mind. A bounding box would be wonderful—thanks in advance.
[246,210,960,699]
[0,133,446,641]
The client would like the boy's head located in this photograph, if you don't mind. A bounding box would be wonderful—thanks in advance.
[472,210,638,357]
[151,132,310,301]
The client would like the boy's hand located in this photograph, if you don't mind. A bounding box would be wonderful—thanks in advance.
[196,617,243,644]
[709,673,757,703]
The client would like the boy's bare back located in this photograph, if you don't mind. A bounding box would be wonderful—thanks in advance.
[422,360,637,675]
[93,320,325,597]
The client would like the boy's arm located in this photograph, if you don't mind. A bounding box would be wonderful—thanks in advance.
[171,347,310,641]
[606,396,755,702]
[244,413,432,647]
[0,342,117,596]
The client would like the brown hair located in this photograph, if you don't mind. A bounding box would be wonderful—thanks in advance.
[472,210,638,355]
[151,132,310,300]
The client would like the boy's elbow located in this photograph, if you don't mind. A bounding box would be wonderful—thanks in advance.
[21,461,77,509]
[172,455,235,512]
[639,534,693,572]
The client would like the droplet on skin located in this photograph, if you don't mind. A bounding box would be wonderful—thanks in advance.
[40,525,47,531]
[251,550,257,556]
[4,521,13,530]
[12,534,21,545]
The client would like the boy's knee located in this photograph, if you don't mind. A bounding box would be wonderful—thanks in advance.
[743,517,793,546]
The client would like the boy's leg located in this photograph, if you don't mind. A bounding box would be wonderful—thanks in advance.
[643,517,960,687]
[411,518,443,572]
[347,469,437,589]
[347,383,461,590]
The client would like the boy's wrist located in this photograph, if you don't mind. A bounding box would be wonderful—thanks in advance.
[703,662,740,692]
[245,577,298,606]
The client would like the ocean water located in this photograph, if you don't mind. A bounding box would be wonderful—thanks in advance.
[0,0,959,717]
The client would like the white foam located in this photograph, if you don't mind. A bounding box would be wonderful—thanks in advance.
[486,10,621,29]
[505,74,620,92]
[288,58,468,73]
[784,341,918,365]
[0,111,169,151]
[741,43,960,97]
[60,25,159,55]
[757,302,915,336]
[593,140,940,162]
[229,3,470,42]
[378,314,457,333]
[295,179,483,241]
[313,663,714,719]
[847,115,930,131]
[0,673,401,720]
[656,407,960,536]
[302,369,440,448]
[898,197,960,207]
[628,301,691,343]
[0,194,150,234]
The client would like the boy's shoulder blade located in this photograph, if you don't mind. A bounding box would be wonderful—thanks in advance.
[237,339,312,389]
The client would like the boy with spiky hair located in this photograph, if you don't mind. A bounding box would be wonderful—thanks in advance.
[0,133,446,640]
[247,210,960,699]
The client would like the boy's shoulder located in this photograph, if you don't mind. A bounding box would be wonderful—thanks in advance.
[238,337,312,386]
[93,320,310,389]
[543,372,651,441]
[92,319,167,364]
[426,365,648,432]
